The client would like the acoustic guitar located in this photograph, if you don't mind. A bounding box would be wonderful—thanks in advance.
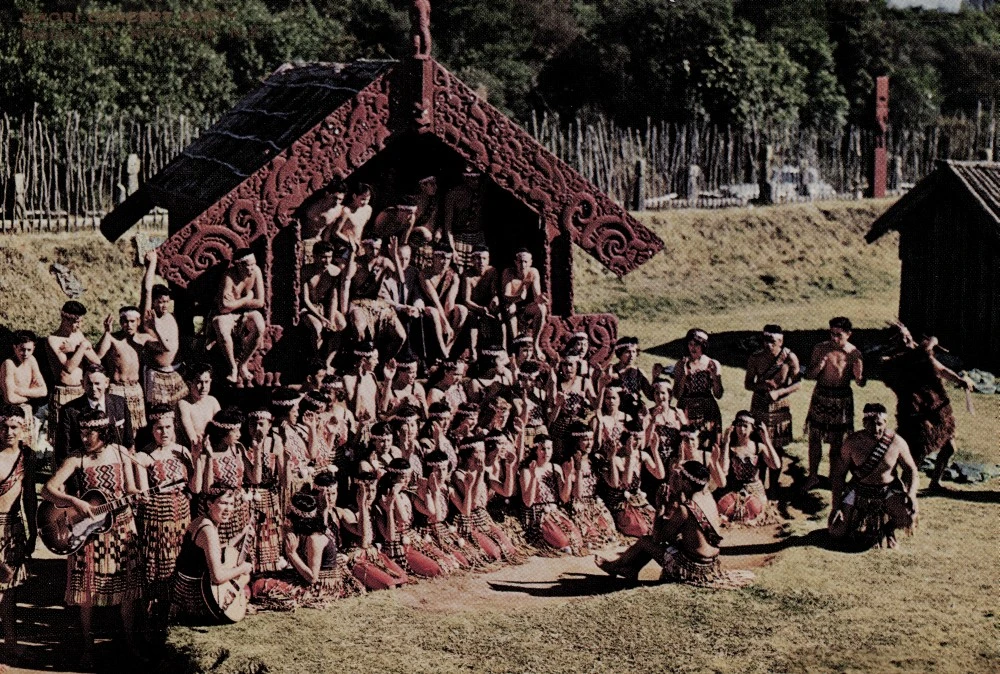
[37,479,185,556]
[201,515,259,624]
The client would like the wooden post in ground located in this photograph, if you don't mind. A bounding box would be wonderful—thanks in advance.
[868,76,889,198]
[632,159,645,211]
[686,164,701,204]
[126,153,140,195]
[758,144,774,204]
[13,172,26,221]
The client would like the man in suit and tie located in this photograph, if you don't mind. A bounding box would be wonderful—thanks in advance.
[55,363,134,465]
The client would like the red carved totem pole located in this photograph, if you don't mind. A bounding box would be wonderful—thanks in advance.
[869,76,889,198]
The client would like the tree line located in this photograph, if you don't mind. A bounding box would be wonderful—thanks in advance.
[2,1,999,138]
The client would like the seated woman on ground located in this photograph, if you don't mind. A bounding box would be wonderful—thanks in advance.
[519,433,585,555]
[450,437,523,563]
[559,421,618,550]
[278,483,359,605]
[601,420,665,538]
[171,489,253,623]
[712,411,780,525]
[338,469,409,591]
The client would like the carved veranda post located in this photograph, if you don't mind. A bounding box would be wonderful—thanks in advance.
[868,76,889,199]
[408,0,434,129]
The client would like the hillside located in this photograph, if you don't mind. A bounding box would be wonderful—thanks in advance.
[573,198,899,321]
[0,231,149,341]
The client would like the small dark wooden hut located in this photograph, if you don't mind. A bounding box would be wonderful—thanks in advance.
[99,40,663,385]
[866,159,1000,372]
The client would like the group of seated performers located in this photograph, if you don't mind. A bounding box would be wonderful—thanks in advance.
[0,172,975,665]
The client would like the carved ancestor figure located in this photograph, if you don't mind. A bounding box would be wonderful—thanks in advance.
[410,0,432,58]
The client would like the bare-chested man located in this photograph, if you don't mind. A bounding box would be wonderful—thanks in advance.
[212,248,266,384]
[140,250,186,407]
[347,236,407,359]
[460,244,503,357]
[344,341,382,439]
[302,183,346,257]
[501,248,548,354]
[1,331,47,437]
[829,403,919,550]
[419,242,467,358]
[0,405,36,664]
[95,307,152,431]
[745,324,801,495]
[380,352,428,418]
[177,363,221,453]
[442,168,486,271]
[803,317,863,491]
[301,241,349,366]
[327,184,374,251]
[45,301,101,447]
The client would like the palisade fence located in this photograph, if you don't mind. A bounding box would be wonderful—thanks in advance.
[528,112,998,209]
[1,107,997,233]
[0,106,213,233]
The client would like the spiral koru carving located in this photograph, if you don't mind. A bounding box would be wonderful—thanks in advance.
[540,313,618,367]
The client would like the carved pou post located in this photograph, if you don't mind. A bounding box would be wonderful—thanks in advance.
[410,0,432,59]
[868,76,889,199]
[408,0,433,128]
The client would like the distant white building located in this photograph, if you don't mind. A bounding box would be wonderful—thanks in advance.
[887,0,960,10]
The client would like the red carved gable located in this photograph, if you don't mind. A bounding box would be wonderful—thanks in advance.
[154,59,662,291]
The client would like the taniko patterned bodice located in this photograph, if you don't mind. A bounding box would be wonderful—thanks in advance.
[210,449,244,490]
[680,367,715,398]
[149,455,188,487]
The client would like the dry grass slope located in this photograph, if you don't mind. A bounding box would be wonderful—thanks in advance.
[575,199,899,320]
[0,232,146,340]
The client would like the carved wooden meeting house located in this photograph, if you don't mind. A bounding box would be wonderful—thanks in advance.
[99,11,663,386]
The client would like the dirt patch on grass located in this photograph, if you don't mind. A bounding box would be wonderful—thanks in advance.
[395,524,784,614]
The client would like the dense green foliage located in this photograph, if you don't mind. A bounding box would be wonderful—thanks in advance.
[2,0,1000,128]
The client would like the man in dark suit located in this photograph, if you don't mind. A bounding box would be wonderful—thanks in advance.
[55,363,133,465]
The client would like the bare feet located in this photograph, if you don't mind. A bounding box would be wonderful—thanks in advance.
[595,555,637,581]
[239,363,253,383]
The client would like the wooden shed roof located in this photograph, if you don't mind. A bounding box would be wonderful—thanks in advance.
[866,160,1000,243]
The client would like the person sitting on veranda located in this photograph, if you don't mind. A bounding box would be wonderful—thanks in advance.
[596,461,751,588]
[828,403,919,550]
[211,248,266,384]
[325,183,374,251]
[300,241,349,367]
[501,248,548,355]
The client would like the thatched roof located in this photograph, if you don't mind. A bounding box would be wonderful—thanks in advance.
[867,160,1000,243]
